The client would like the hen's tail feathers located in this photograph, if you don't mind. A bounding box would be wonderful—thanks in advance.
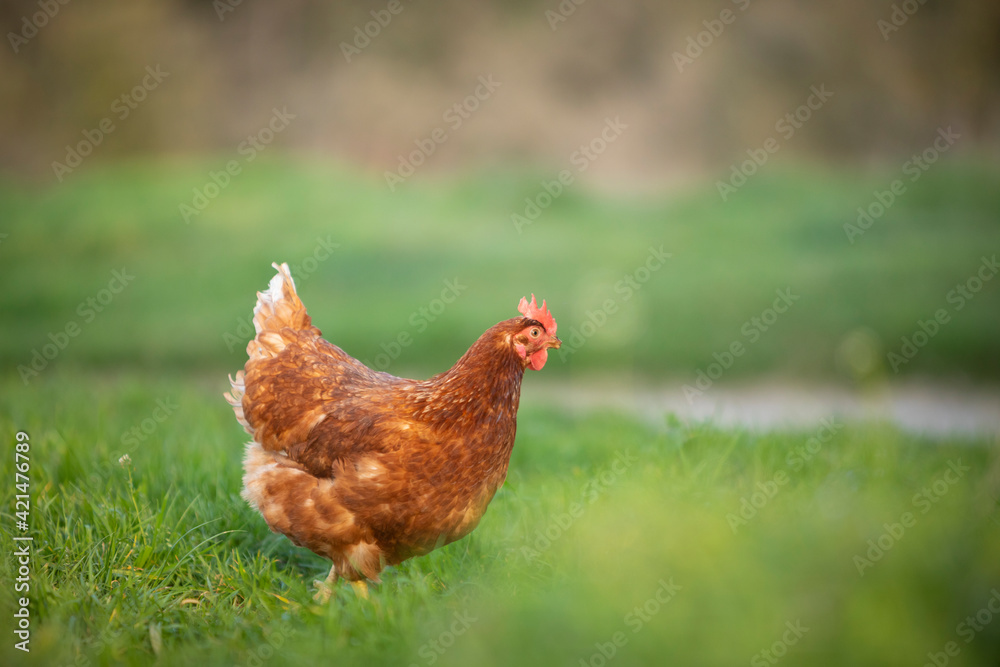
[224,370,252,435]
[247,262,313,361]
[225,263,315,435]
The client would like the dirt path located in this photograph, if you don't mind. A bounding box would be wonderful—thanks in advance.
[523,378,1000,438]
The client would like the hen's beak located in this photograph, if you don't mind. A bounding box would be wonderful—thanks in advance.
[549,336,562,349]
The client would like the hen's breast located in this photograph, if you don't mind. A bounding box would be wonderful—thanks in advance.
[335,423,515,563]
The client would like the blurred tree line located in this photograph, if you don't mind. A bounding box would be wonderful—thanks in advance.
[1,0,998,182]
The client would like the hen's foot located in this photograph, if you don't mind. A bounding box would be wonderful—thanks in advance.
[312,566,339,603]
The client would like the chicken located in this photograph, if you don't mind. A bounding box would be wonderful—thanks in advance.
[224,263,560,601]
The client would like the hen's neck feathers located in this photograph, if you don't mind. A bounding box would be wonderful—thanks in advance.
[412,320,526,437]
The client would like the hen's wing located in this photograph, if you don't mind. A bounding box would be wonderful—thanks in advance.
[225,263,413,478]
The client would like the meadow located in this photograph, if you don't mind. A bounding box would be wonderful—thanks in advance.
[1,158,999,380]
[1,159,999,665]
[1,372,999,666]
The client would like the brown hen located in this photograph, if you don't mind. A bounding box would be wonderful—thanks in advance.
[225,263,560,600]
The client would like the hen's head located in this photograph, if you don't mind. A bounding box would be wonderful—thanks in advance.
[513,294,560,371]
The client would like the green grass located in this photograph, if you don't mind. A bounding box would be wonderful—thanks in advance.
[2,159,999,665]
[1,372,998,666]
[1,157,999,382]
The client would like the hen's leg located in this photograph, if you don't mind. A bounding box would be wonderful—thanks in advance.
[350,581,369,600]
[313,565,338,603]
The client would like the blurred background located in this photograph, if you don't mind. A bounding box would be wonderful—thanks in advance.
[0,0,1000,179]
[2,0,1000,425]
[3,0,1000,178]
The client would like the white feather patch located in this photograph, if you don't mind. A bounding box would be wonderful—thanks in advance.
[252,263,296,334]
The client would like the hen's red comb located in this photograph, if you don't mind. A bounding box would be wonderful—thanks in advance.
[518,294,557,335]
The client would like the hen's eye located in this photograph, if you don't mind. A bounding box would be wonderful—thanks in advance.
[530,328,541,338]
